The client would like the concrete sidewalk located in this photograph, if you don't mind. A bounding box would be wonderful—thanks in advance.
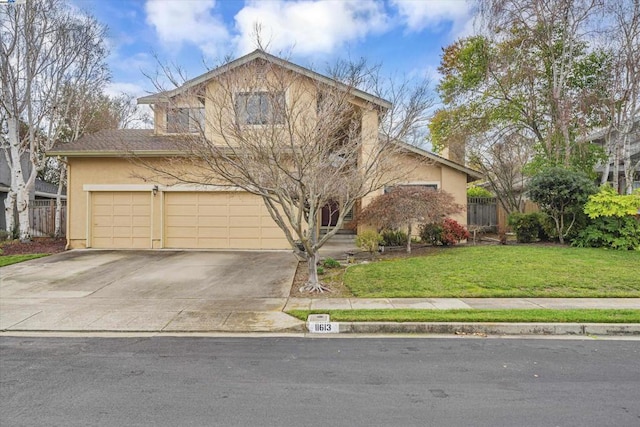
[284,297,640,311]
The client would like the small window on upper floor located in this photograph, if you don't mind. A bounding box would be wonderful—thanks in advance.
[235,92,285,125]
[166,107,204,133]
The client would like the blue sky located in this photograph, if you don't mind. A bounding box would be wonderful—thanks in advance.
[71,0,475,101]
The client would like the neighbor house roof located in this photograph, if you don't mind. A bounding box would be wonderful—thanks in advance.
[48,128,483,181]
[137,49,392,110]
[394,140,483,183]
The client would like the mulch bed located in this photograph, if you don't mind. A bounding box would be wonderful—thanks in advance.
[0,238,66,255]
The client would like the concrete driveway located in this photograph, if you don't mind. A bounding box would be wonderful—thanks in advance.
[0,250,303,333]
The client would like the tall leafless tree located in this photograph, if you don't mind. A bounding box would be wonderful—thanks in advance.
[141,52,434,292]
[0,0,109,241]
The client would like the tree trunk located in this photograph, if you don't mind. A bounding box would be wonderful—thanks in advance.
[600,134,612,186]
[16,185,31,243]
[6,117,29,241]
[3,191,16,237]
[54,164,66,238]
[406,223,412,253]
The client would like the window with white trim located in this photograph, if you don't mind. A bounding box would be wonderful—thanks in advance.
[166,107,204,133]
[384,183,439,194]
[235,91,285,125]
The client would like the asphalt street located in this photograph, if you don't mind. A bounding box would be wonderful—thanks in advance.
[1,336,639,426]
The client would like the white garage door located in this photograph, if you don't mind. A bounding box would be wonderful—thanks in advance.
[163,192,289,249]
[91,192,151,249]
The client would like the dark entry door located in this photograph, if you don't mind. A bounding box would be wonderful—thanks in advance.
[321,202,339,227]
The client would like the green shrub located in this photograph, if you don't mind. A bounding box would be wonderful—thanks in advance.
[467,186,493,198]
[355,230,383,253]
[527,167,597,244]
[317,266,325,275]
[572,186,640,250]
[573,216,640,251]
[322,257,341,269]
[380,229,408,247]
[419,222,443,245]
[508,212,542,243]
[0,230,9,241]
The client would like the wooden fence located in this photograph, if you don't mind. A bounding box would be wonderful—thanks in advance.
[468,197,539,231]
[29,200,66,237]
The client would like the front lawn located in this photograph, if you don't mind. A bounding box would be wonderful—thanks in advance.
[288,309,640,323]
[344,246,640,298]
[0,253,49,267]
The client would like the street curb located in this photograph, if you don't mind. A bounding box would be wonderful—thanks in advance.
[331,322,640,336]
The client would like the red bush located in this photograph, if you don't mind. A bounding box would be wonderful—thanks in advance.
[440,218,470,245]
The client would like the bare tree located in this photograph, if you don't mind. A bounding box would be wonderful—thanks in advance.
[356,186,462,253]
[140,52,434,292]
[597,0,640,194]
[468,132,534,214]
[0,0,109,241]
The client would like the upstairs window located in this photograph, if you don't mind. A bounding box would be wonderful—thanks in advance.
[235,92,284,125]
[167,107,204,133]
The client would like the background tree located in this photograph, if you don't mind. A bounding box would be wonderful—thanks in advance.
[0,0,109,241]
[45,90,146,237]
[356,186,462,253]
[594,0,640,194]
[141,51,434,292]
[430,1,619,208]
[527,167,597,244]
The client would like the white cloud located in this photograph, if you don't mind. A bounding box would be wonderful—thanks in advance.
[233,0,389,56]
[144,0,229,57]
[105,82,149,98]
[391,0,475,37]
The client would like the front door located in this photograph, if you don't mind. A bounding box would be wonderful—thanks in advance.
[321,202,339,227]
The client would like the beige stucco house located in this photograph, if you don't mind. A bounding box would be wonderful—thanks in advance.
[49,50,481,250]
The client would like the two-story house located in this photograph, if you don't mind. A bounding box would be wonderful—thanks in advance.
[48,50,481,250]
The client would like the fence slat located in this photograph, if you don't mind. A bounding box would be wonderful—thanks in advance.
[28,201,66,237]
[467,197,498,230]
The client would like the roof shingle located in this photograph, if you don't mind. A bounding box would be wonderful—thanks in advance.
[48,129,189,155]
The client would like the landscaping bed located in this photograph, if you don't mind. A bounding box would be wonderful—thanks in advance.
[0,238,65,267]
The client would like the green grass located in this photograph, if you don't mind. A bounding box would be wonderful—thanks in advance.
[0,254,49,267]
[344,246,640,298]
[288,309,640,323]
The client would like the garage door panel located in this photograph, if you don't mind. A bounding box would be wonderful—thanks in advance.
[90,191,151,249]
[165,204,198,216]
[198,216,228,227]
[197,227,229,238]
[163,192,288,249]
[229,227,259,238]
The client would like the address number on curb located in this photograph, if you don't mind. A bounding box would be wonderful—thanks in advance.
[308,322,339,333]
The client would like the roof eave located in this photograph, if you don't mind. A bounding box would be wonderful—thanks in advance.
[46,150,189,157]
[136,50,392,110]
[394,141,484,182]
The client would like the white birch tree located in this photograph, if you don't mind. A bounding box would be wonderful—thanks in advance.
[597,0,640,194]
[0,0,108,241]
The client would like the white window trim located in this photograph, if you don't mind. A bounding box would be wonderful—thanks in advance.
[234,90,286,126]
[399,181,440,189]
[166,107,204,134]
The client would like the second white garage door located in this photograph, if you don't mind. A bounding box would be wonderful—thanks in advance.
[163,192,289,249]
